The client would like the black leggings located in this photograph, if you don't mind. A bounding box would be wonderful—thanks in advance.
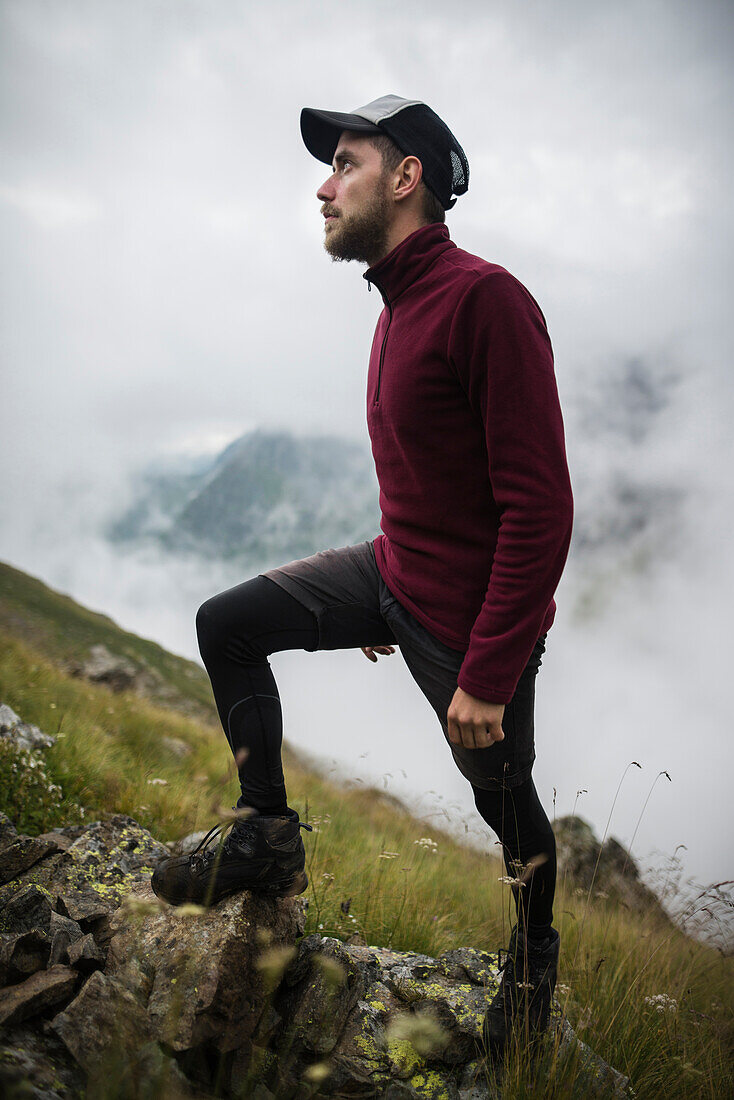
[196,574,556,937]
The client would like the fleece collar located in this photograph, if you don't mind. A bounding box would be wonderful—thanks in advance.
[364,223,456,304]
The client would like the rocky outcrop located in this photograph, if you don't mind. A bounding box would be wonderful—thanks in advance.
[554,815,669,918]
[0,810,631,1099]
[0,703,56,753]
[0,707,632,1097]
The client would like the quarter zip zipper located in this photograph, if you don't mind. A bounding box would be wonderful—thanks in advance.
[368,275,392,407]
[375,300,393,406]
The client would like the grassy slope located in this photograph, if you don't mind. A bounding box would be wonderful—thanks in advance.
[0,560,731,1097]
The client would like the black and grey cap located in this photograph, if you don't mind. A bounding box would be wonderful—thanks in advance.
[300,94,469,210]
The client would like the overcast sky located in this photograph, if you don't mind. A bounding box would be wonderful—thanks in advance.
[2,0,732,484]
[1,0,733,908]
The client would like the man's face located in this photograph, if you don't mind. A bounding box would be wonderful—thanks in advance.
[316,131,393,264]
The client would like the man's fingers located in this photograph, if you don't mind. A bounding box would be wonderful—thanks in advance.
[474,725,502,748]
[461,727,477,750]
[360,645,395,662]
[448,721,505,749]
[447,716,462,746]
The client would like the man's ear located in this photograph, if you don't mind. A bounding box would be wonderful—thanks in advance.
[392,155,423,204]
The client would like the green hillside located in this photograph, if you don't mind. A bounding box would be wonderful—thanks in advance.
[0,560,731,1097]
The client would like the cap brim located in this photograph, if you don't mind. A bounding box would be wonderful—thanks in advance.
[300,107,382,165]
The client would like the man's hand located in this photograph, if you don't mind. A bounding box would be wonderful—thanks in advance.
[360,645,396,662]
[447,686,505,749]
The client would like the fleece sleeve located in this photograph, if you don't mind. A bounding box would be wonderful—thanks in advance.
[447,270,574,704]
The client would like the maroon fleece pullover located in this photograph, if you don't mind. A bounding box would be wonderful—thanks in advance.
[364,223,574,705]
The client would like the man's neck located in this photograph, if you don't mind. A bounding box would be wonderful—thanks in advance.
[366,215,428,268]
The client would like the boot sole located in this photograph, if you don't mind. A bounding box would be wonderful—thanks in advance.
[151,869,308,908]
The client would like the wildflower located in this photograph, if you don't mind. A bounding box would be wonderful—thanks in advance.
[378,850,400,860]
[644,994,678,1014]
[314,955,346,988]
[255,945,296,991]
[321,872,335,882]
[498,876,525,887]
[386,1008,447,1057]
[174,903,207,918]
[122,895,163,917]
[414,837,438,852]
[147,778,168,786]
[303,1062,331,1084]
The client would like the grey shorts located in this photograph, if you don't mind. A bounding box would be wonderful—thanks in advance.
[261,540,546,791]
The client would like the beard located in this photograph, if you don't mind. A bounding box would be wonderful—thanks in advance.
[323,182,392,265]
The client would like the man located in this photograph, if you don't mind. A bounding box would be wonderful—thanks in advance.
[152,95,574,1052]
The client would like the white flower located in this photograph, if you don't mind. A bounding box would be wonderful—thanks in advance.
[414,837,438,852]
[644,994,678,1014]
[147,778,168,786]
[378,851,400,860]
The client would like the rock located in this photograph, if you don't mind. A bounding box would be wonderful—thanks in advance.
[0,883,53,934]
[0,928,51,984]
[48,910,84,965]
[0,964,78,1026]
[161,735,193,758]
[0,833,61,885]
[0,814,171,921]
[57,887,112,923]
[281,936,369,1056]
[0,810,19,849]
[36,829,76,852]
[555,815,669,917]
[438,948,497,986]
[169,829,209,856]
[66,932,106,973]
[52,969,151,1074]
[271,937,631,1099]
[0,703,55,751]
[556,1018,630,1097]
[72,644,140,691]
[71,643,163,697]
[458,1060,501,1099]
[105,882,307,1052]
[0,1025,85,1100]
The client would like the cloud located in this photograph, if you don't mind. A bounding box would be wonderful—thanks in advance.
[0,183,99,228]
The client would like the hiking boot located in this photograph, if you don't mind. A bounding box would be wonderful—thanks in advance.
[482,926,560,1055]
[151,808,312,907]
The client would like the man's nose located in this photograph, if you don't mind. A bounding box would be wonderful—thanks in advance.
[317,173,336,202]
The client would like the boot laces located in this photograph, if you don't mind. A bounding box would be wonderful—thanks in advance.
[188,814,313,871]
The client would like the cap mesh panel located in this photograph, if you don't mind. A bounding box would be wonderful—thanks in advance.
[380,104,469,210]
